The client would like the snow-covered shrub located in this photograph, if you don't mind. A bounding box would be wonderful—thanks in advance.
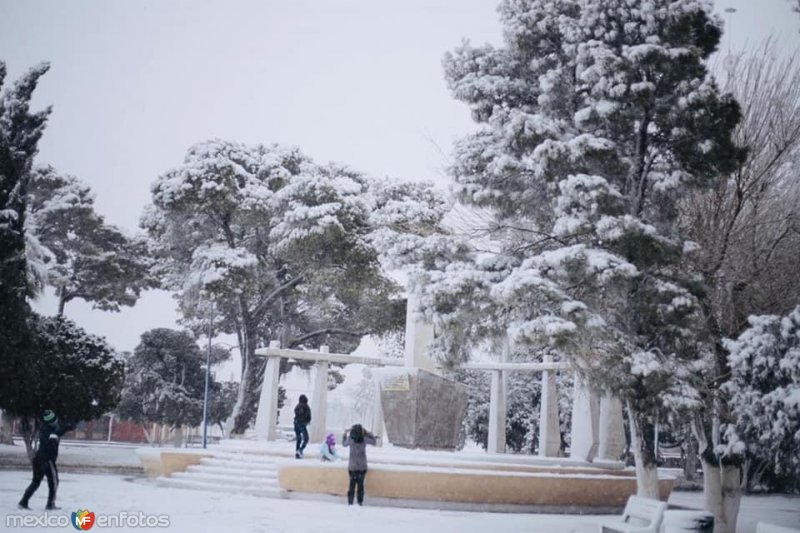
[723,306,800,491]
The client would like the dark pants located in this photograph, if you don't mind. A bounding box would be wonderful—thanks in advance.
[294,423,308,453]
[21,456,58,508]
[347,470,366,505]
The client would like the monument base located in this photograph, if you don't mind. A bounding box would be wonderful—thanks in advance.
[379,368,467,450]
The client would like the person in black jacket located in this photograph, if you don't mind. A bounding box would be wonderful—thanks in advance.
[293,395,311,459]
[18,410,75,510]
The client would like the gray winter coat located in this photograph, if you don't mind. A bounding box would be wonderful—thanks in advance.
[342,433,376,471]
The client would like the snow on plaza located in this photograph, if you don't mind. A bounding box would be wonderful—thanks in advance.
[1,441,799,533]
[2,1,800,533]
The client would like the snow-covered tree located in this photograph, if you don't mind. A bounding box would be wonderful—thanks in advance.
[5,315,124,456]
[0,62,51,443]
[0,63,129,455]
[389,0,744,503]
[27,166,155,316]
[142,140,439,434]
[678,41,800,521]
[116,328,207,443]
[723,307,800,493]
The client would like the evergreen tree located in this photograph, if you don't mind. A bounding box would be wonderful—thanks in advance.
[0,62,51,424]
[116,329,208,441]
[142,141,434,433]
[6,315,124,455]
[0,64,126,456]
[27,166,155,316]
[392,0,744,501]
[723,307,800,493]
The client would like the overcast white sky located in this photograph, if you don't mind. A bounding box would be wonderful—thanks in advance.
[1,0,798,364]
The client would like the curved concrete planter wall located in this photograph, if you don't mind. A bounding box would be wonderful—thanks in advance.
[278,463,673,508]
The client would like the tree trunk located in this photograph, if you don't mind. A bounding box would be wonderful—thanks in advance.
[172,425,184,448]
[701,457,723,527]
[692,413,743,533]
[628,403,660,498]
[684,426,698,482]
[57,290,66,317]
[719,464,742,533]
[0,410,14,445]
[20,417,36,460]
[141,423,154,444]
[228,300,259,435]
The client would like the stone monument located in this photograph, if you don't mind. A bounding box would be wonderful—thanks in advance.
[378,295,468,450]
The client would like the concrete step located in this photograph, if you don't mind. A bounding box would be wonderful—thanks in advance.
[157,476,284,498]
[200,457,279,471]
[211,451,284,464]
[172,471,279,488]
[187,464,277,479]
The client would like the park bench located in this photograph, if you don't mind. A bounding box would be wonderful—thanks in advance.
[598,495,667,533]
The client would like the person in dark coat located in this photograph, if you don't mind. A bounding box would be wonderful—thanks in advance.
[293,394,311,459]
[342,423,377,506]
[18,410,75,510]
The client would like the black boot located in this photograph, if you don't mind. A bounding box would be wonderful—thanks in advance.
[45,503,60,511]
[17,501,30,510]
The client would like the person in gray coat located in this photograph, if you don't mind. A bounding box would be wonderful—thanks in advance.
[342,423,377,505]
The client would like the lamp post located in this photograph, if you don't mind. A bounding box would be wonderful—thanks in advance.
[202,302,214,449]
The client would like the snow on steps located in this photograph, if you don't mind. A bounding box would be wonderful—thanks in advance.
[156,451,286,498]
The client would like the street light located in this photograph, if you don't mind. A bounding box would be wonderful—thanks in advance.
[202,302,214,449]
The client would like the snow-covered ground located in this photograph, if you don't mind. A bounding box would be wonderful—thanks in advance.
[1,471,602,533]
[1,470,798,532]
[2,442,798,532]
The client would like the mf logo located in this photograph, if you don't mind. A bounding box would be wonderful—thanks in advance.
[71,509,95,530]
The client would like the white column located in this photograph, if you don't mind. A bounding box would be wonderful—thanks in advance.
[487,369,507,454]
[538,354,561,457]
[598,392,626,461]
[570,373,600,461]
[487,339,510,454]
[309,345,330,443]
[404,292,437,373]
[370,377,385,446]
[255,340,281,440]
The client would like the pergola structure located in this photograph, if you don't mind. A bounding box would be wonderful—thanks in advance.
[253,297,626,462]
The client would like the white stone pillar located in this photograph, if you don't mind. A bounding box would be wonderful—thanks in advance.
[570,373,600,461]
[487,339,510,454]
[255,340,281,440]
[370,377,385,447]
[309,345,330,443]
[598,392,626,461]
[404,292,437,373]
[487,369,507,454]
[538,354,561,457]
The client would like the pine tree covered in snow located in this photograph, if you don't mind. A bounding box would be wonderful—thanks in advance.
[0,63,126,453]
[142,140,442,434]
[723,307,800,492]
[8,315,124,455]
[27,166,155,316]
[0,62,51,427]
[116,328,208,441]
[388,0,744,498]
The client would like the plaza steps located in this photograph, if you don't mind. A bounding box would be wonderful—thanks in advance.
[156,450,286,498]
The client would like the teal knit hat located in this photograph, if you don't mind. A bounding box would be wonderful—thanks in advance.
[42,410,56,423]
